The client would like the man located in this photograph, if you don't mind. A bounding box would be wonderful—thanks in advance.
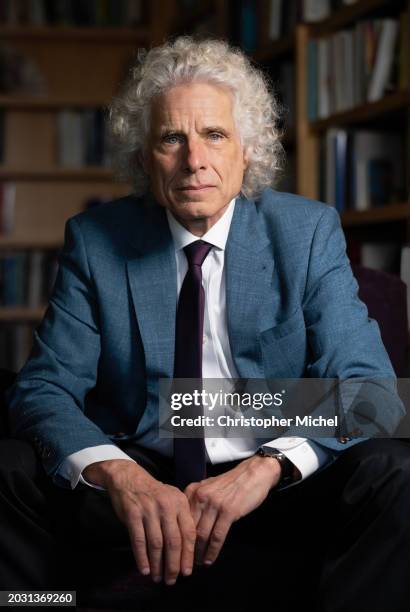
[2,37,410,610]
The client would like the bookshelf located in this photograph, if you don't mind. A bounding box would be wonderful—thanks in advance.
[0,307,46,322]
[295,0,409,205]
[0,0,176,370]
[225,0,409,230]
[292,0,410,373]
[284,0,410,263]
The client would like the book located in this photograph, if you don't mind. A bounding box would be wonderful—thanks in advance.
[324,129,337,207]
[399,10,410,91]
[268,0,282,41]
[323,129,348,211]
[351,131,404,210]
[361,243,400,273]
[239,0,258,52]
[2,252,18,306]
[334,130,348,212]
[28,0,47,25]
[0,183,16,235]
[57,110,84,167]
[317,38,330,118]
[307,40,318,121]
[125,0,143,27]
[0,45,47,95]
[302,0,330,23]
[309,16,404,120]
[27,250,45,309]
[367,19,399,102]
[0,0,141,26]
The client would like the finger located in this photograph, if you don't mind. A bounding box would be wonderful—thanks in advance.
[194,505,218,565]
[127,521,150,577]
[202,514,232,565]
[177,508,197,577]
[184,484,203,527]
[161,515,182,585]
[143,514,163,583]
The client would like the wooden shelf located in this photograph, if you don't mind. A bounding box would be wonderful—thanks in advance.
[0,95,111,109]
[0,306,46,322]
[341,202,410,227]
[0,237,62,249]
[311,0,394,36]
[252,34,295,62]
[0,25,148,43]
[309,90,410,132]
[0,167,117,181]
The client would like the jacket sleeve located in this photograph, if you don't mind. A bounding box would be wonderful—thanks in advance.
[6,216,115,483]
[301,205,405,454]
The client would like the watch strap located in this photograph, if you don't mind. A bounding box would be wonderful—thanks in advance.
[256,446,295,486]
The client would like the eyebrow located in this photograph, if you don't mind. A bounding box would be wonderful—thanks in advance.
[158,125,230,137]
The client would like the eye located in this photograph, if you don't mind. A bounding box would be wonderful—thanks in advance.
[208,132,224,141]
[163,134,183,145]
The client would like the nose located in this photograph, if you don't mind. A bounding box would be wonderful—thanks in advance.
[183,137,207,173]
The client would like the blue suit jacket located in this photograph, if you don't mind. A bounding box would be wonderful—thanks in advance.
[6,188,404,479]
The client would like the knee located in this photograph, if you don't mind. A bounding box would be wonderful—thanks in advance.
[337,438,410,502]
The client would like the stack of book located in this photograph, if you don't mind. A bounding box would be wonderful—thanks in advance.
[57,109,111,167]
[0,45,47,95]
[0,0,144,27]
[233,0,361,51]
[307,12,409,120]
[0,249,59,308]
[319,129,406,212]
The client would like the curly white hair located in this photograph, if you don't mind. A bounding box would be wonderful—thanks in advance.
[108,36,285,199]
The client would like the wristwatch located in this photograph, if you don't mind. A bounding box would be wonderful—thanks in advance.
[256,446,295,487]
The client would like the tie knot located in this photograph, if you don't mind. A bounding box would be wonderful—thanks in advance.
[184,240,212,267]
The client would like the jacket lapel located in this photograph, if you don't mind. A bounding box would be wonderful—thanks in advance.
[125,195,276,382]
[126,204,177,381]
[225,196,276,378]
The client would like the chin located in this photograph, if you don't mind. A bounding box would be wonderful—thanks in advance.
[174,199,212,215]
[178,207,209,222]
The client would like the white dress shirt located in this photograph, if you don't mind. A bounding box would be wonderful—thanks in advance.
[59,198,331,489]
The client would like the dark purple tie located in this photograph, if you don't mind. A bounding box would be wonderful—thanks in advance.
[173,240,213,490]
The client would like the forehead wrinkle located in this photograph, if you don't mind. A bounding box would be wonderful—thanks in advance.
[149,84,238,140]
[156,112,235,141]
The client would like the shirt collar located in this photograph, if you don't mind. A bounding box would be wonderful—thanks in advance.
[166,198,236,252]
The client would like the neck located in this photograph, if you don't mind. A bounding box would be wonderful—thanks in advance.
[171,203,232,236]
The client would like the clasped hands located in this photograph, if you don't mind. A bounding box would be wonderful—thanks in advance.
[84,454,282,586]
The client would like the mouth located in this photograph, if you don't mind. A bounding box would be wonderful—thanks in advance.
[177,185,215,191]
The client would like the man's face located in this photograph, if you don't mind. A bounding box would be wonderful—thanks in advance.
[143,82,248,235]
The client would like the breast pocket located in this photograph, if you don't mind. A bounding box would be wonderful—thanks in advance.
[259,309,308,378]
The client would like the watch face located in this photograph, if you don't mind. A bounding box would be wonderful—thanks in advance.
[260,448,294,483]
[261,447,282,458]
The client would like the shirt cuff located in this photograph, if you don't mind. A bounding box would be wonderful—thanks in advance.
[57,445,136,490]
[261,438,333,487]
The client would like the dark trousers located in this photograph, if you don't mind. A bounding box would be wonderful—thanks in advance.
[1,438,410,611]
